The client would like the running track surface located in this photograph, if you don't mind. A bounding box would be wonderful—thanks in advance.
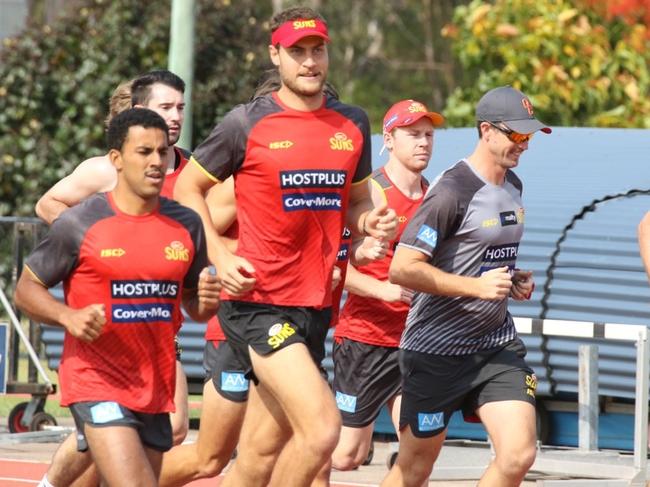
[0,458,376,487]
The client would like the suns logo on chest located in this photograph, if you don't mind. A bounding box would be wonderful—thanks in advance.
[164,241,190,262]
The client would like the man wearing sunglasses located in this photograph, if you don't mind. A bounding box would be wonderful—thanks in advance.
[382,86,551,487]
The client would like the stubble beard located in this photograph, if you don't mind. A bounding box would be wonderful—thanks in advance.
[281,71,326,99]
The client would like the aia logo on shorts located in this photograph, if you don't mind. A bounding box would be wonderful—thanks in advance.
[335,391,357,413]
[418,412,444,432]
[165,241,190,262]
[221,372,249,392]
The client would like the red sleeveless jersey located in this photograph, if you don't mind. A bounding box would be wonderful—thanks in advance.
[25,193,207,413]
[161,147,190,199]
[330,227,352,327]
[191,93,371,308]
[335,168,427,347]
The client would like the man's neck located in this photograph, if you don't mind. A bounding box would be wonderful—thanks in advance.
[165,145,177,174]
[111,186,158,216]
[276,86,324,111]
[466,148,507,185]
[384,159,425,199]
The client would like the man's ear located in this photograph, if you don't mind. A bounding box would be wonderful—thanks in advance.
[383,131,394,152]
[269,44,281,67]
[108,148,123,171]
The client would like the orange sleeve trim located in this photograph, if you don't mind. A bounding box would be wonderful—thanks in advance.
[351,173,371,186]
[23,265,47,287]
[189,156,222,184]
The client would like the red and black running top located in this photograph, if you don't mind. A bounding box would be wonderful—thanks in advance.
[191,92,372,308]
[25,193,207,413]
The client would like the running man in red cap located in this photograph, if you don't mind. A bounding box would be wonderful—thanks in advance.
[330,99,444,473]
[381,86,550,487]
[173,6,397,487]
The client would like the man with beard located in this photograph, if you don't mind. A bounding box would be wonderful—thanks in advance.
[173,7,398,486]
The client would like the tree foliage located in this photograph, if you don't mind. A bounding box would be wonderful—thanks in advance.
[0,0,270,217]
[442,0,650,128]
[321,0,463,131]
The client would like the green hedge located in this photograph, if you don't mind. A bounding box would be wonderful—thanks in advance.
[0,0,271,217]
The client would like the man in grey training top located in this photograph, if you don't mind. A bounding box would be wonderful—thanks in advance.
[381,85,551,487]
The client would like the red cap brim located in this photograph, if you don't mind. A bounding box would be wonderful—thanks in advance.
[271,19,330,47]
[277,30,329,47]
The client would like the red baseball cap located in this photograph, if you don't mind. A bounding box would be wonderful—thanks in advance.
[383,99,444,133]
[271,18,330,47]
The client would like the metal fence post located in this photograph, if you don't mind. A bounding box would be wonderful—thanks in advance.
[631,329,649,486]
[578,344,598,452]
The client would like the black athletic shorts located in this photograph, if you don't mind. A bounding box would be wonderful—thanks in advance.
[332,337,401,427]
[218,300,331,382]
[203,339,250,402]
[70,401,172,452]
[399,338,536,438]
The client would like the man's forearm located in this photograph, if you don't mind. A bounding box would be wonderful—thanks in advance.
[346,198,372,237]
[639,213,650,281]
[389,260,479,298]
[344,265,387,299]
[14,274,69,327]
[182,293,215,322]
[176,190,232,266]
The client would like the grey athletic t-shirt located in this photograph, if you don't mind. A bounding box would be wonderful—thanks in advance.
[398,159,524,356]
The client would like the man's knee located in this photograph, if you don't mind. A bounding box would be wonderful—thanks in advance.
[394,452,435,486]
[331,450,362,471]
[171,422,188,446]
[195,450,232,478]
[495,443,536,477]
[298,414,341,461]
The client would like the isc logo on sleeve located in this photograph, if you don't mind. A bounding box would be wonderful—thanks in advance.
[416,224,438,248]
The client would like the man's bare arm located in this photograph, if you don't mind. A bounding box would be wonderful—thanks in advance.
[347,180,398,240]
[389,246,512,301]
[639,212,650,282]
[344,263,412,303]
[35,155,117,223]
[205,176,238,253]
[174,162,255,295]
[14,269,106,342]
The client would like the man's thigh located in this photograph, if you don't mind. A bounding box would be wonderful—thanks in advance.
[70,401,172,453]
[83,423,161,486]
[249,343,338,432]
